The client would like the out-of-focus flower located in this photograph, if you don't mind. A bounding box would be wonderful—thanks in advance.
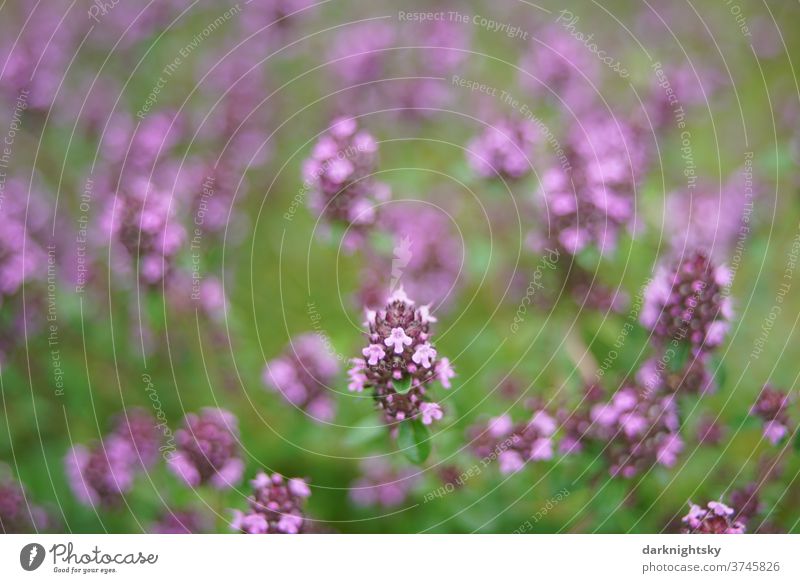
[750,386,792,445]
[536,115,647,255]
[350,459,418,508]
[665,172,758,261]
[263,333,340,422]
[518,26,600,111]
[467,117,540,180]
[0,467,49,533]
[585,387,683,478]
[468,409,558,474]
[358,203,463,310]
[151,509,208,534]
[65,436,137,508]
[349,288,452,426]
[112,408,161,469]
[231,472,311,534]
[168,408,244,489]
[641,251,734,355]
[681,500,745,534]
[303,117,389,240]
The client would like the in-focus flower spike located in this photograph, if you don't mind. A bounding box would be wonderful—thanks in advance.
[231,472,311,534]
[681,500,746,534]
[751,385,793,445]
[641,251,734,356]
[263,334,340,422]
[350,287,453,427]
[168,408,243,490]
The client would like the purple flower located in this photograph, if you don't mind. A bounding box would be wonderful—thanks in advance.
[536,115,647,256]
[518,26,601,112]
[681,500,746,534]
[467,117,540,180]
[468,409,558,474]
[0,467,49,533]
[303,117,390,236]
[112,408,161,469]
[151,509,207,534]
[641,251,734,355]
[168,409,243,489]
[65,436,137,508]
[350,288,453,425]
[358,202,464,310]
[750,386,792,445]
[584,387,683,478]
[231,472,310,534]
[263,334,340,422]
[350,460,417,508]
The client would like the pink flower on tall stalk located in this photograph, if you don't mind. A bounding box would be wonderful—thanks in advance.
[263,334,340,422]
[349,288,453,426]
[231,472,311,534]
[168,408,244,490]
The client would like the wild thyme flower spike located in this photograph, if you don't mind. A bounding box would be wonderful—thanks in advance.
[349,288,454,434]
[302,116,390,246]
[681,500,745,534]
[641,250,734,357]
[231,472,311,534]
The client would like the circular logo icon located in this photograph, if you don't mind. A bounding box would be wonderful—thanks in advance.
[20,543,46,571]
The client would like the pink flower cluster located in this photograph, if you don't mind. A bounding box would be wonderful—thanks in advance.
[349,288,454,426]
[682,501,746,534]
[231,472,311,534]
[263,334,340,422]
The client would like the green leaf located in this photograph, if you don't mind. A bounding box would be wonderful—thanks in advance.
[393,376,413,395]
[397,419,431,464]
[794,428,800,453]
[709,353,727,391]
